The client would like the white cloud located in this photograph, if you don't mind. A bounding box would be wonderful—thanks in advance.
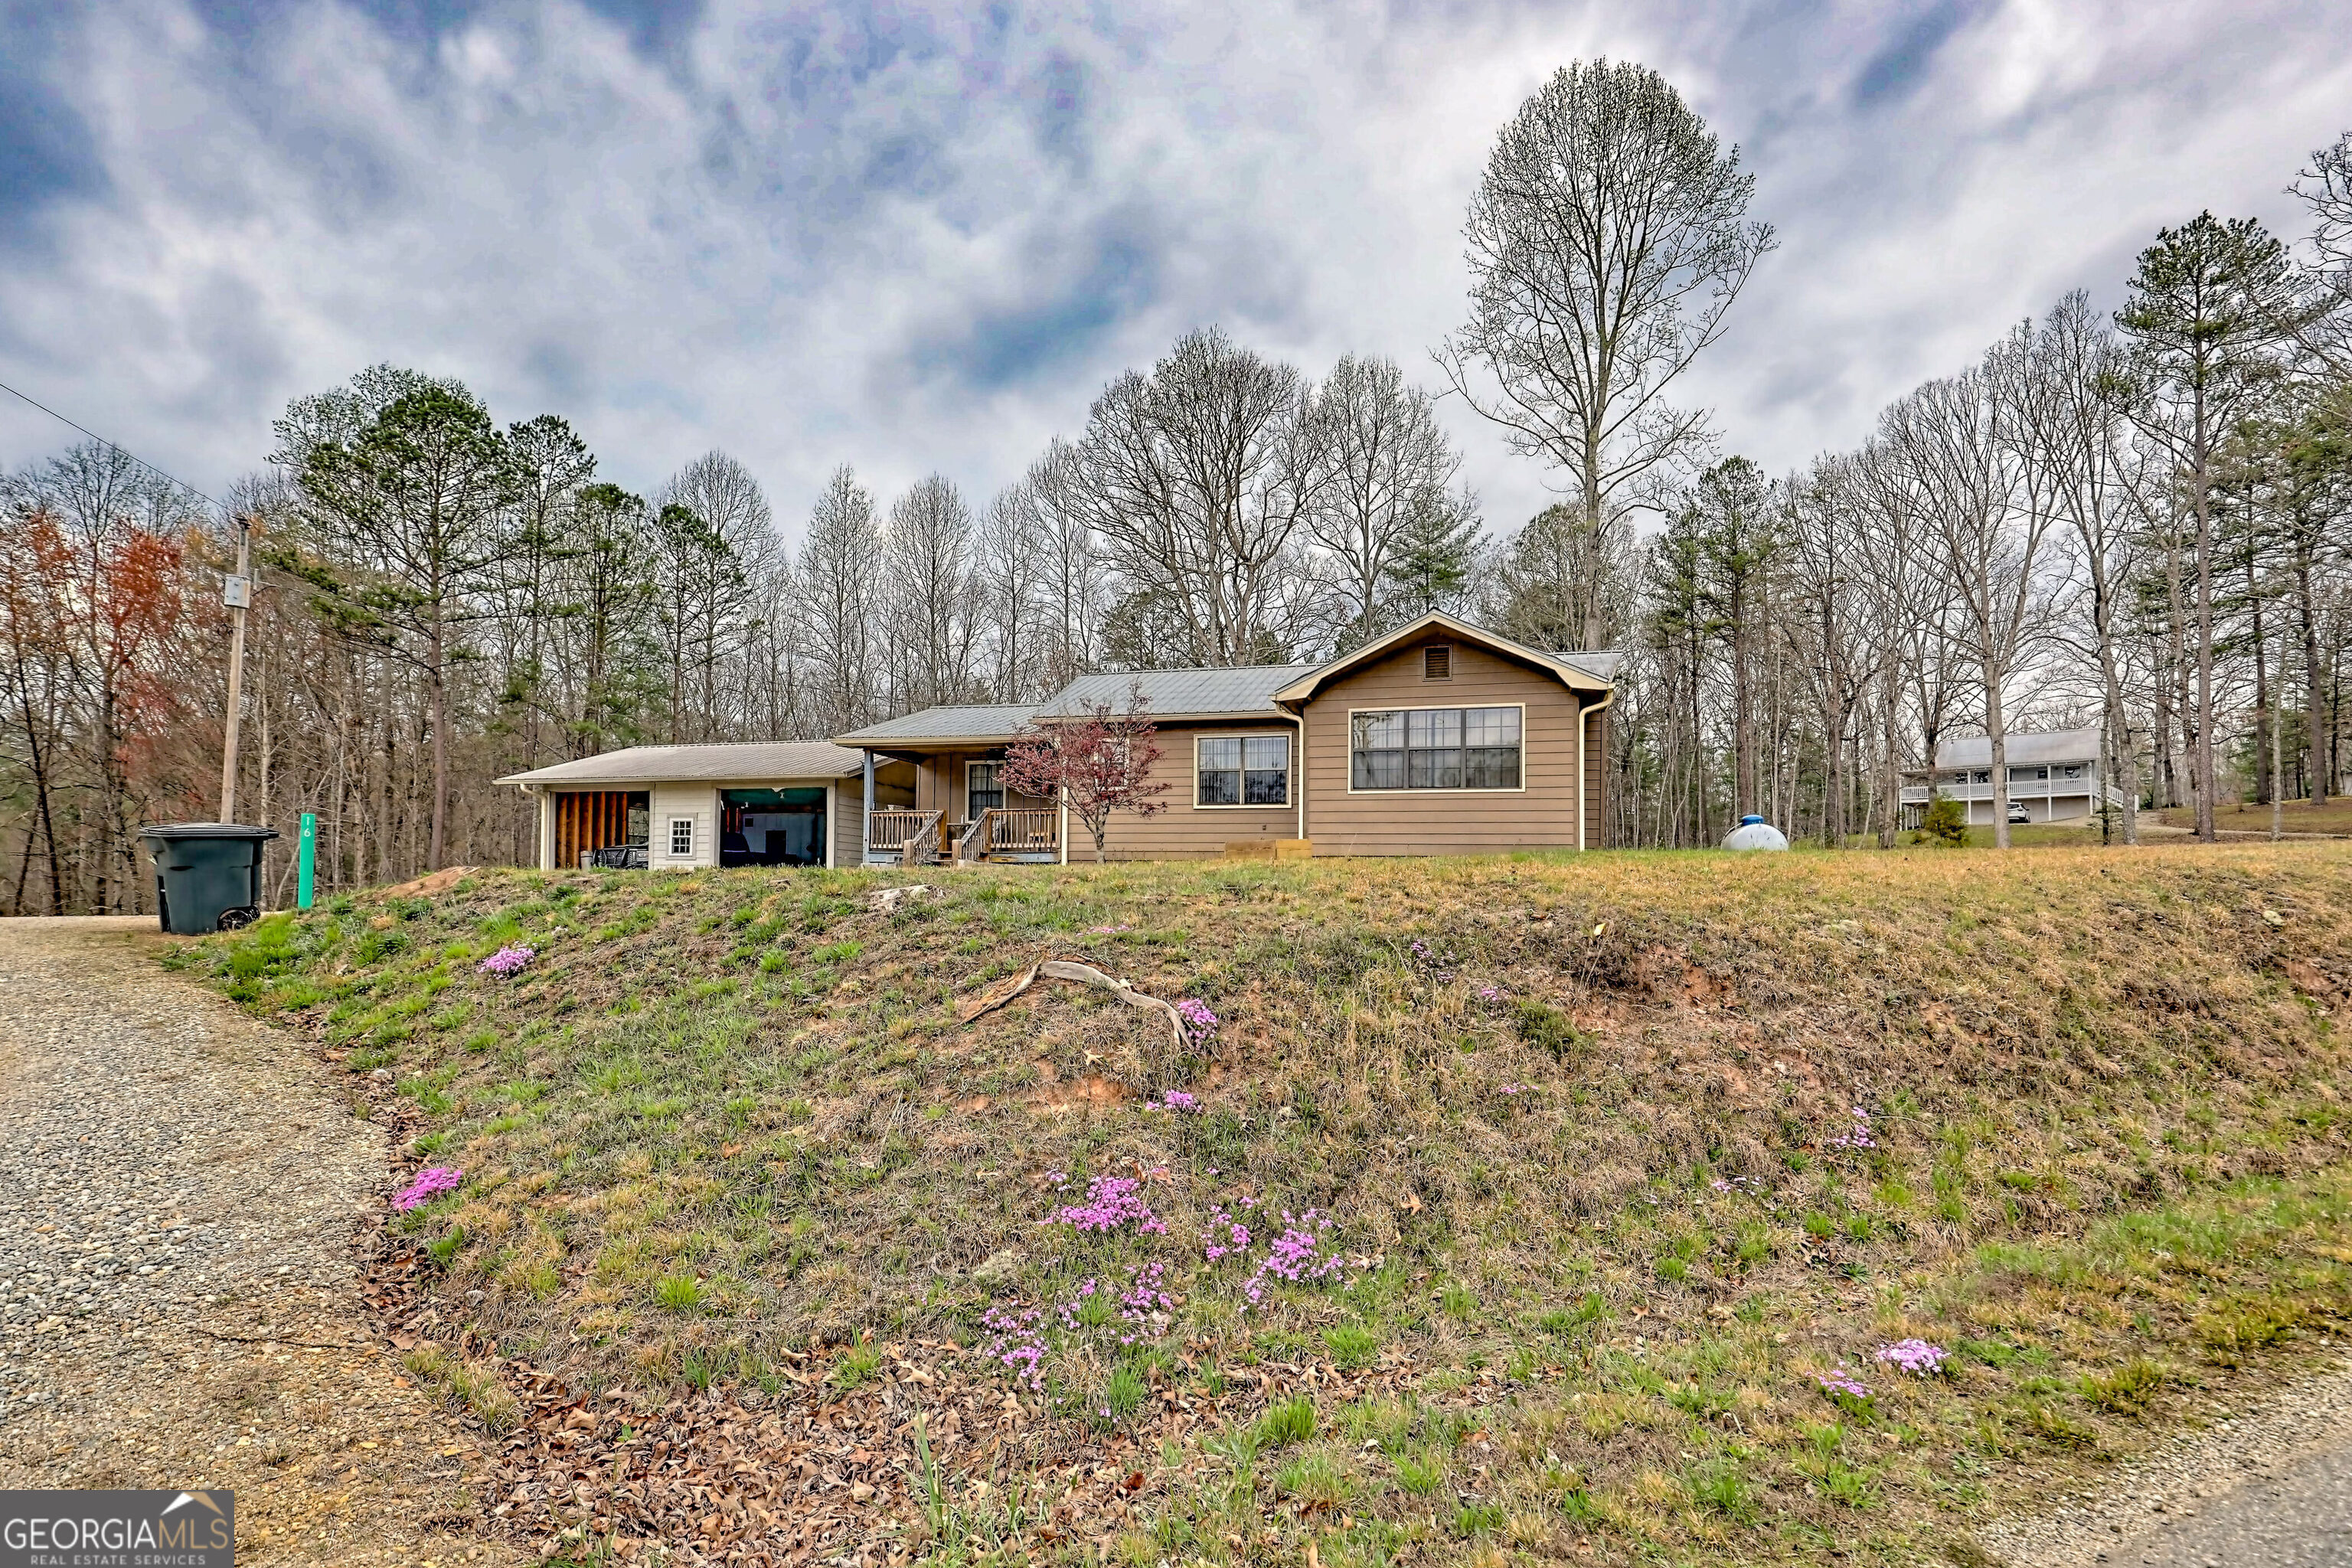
[0,0,2344,548]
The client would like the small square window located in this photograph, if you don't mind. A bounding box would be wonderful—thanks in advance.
[1423,645,1452,680]
[669,817,695,858]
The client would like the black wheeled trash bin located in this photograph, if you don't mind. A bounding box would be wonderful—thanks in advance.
[138,822,281,934]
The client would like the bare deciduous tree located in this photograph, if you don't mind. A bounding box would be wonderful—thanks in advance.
[1065,328,1333,666]
[1305,354,1462,647]
[1439,58,1774,650]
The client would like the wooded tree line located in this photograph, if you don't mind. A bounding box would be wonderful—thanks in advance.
[3,60,2347,910]
[0,338,1494,910]
[1604,156,2352,850]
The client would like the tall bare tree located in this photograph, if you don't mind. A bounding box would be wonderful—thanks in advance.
[1066,328,1332,666]
[1439,58,1774,650]
[1883,345,2057,850]
[1305,354,1462,647]
[884,475,978,711]
[799,466,881,733]
[2016,292,2145,841]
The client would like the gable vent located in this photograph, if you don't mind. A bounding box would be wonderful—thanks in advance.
[1423,645,1452,681]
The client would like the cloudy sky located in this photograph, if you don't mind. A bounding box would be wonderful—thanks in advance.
[2,0,2347,542]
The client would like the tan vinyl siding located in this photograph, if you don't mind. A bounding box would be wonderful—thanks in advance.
[900,751,1047,822]
[831,782,858,868]
[1300,637,1587,856]
[1095,720,1300,861]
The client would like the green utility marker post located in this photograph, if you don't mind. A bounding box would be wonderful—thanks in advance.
[298,812,317,910]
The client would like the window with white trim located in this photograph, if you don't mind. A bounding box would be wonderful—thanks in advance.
[968,762,1004,814]
[668,817,695,857]
[1351,706,1522,790]
[1197,735,1289,806]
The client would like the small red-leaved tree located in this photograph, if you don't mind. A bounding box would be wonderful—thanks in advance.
[1001,684,1168,864]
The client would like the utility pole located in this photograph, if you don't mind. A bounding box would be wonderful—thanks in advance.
[219,516,253,822]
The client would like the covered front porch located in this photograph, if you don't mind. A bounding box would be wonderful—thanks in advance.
[852,746,1061,866]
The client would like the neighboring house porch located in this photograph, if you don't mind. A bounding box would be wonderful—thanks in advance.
[1897,727,2130,826]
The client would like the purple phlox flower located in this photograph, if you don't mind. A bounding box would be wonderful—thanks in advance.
[1826,1106,1877,1152]
[1872,1338,1947,1375]
[1815,1366,1873,1400]
[978,1302,1050,1390]
[477,945,535,976]
[1476,985,1504,1002]
[1146,1089,1202,1115]
[1500,1083,1528,1096]
[1231,1208,1353,1313]
[1042,1174,1167,1235]
[393,1166,462,1211]
[1204,1207,1253,1262]
[1174,999,1219,1042]
[1088,923,1132,934]
[1118,1262,1176,1338]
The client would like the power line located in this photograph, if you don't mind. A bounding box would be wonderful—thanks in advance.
[0,375,229,513]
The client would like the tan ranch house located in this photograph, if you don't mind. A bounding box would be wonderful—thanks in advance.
[499,615,1619,867]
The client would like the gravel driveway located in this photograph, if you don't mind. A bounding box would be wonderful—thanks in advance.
[0,916,517,1566]
[1984,1352,2352,1567]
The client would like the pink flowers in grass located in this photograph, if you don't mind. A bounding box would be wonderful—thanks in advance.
[1815,1366,1873,1403]
[1204,1198,1256,1262]
[393,1167,462,1210]
[1043,1174,1168,1235]
[1826,1106,1876,1151]
[1174,998,1218,1044]
[1873,1338,1947,1375]
[477,945,535,976]
[1145,1089,1201,1114]
[1235,1208,1346,1312]
[980,1304,1047,1390]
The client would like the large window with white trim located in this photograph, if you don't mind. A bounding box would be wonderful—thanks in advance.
[1197,735,1289,806]
[1351,706,1523,791]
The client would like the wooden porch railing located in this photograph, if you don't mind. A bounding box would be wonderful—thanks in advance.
[978,807,1058,859]
[869,808,943,865]
[869,806,1057,864]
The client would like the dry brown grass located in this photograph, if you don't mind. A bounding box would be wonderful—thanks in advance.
[183,840,2352,1564]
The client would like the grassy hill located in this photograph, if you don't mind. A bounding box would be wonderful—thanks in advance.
[185,844,2352,1566]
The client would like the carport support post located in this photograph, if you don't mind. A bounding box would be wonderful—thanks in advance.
[861,751,874,861]
[297,812,316,910]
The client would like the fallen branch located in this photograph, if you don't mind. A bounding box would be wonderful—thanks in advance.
[957,956,1189,1053]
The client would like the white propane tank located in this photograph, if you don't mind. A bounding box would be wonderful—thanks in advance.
[1722,814,1789,851]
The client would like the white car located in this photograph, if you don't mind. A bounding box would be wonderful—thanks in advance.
[2007,801,2031,825]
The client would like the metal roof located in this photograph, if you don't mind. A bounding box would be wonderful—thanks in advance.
[495,742,864,786]
[831,704,1041,745]
[1922,728,2102,769]
[1555,649,1627,683]
[1041,665,1316,719]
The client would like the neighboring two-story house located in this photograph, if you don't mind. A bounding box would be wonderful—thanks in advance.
[1897,727,2126,827]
